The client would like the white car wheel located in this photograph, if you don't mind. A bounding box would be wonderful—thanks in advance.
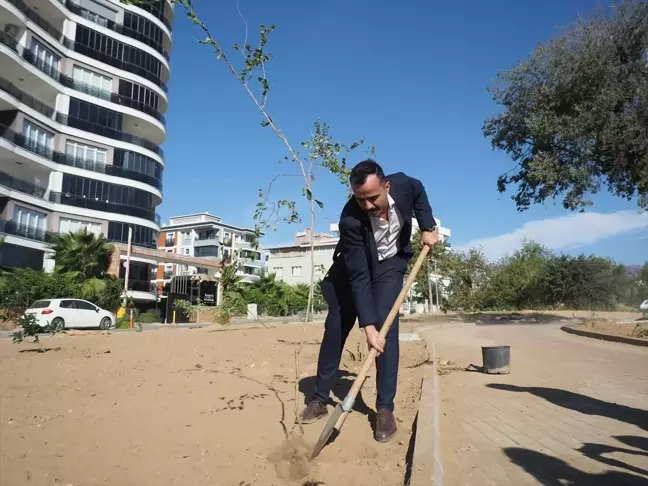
[99,317,112,330]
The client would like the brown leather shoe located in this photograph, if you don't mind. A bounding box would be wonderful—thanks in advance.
[374,409,397,442]
[298,400,328,424]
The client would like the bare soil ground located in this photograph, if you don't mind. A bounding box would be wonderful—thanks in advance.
[573,320,648,340]
[0,324,427,486]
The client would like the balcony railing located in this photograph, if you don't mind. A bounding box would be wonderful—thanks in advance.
[5,0,63,42]
[49,191,161,224]
[61,37,168,93]
[164,238,175,247]
[0,171,47,198]
[18,49,167,124]
[0,31,19,52]
[0,220,54,242]
[0,123,163,191]
[71,78,166,125]
[58,152,163,191]
[0,76,55,118]
[56,113,164,157]
[63,0,170,60]
[137,1,173,32]
[127,279,158,292]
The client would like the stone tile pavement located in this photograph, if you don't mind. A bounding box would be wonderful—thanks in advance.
[419,323,648,486]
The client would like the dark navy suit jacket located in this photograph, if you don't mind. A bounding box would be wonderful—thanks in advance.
[327,172,437,327]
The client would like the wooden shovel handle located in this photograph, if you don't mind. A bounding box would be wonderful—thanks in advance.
[346,245,431,402]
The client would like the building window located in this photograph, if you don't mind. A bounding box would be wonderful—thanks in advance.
[273,267,283,277]
[107,222,158,248]
[184,248,190,255]
[30,38,60,78]
[13,205,46,230]
[164,233,175,246]
[59,217,102,236]
[113,150,163,181]
[138,0,172,29]
[59,174,156,221]
[23,120,54,152]
[118,79,159,111]
[79,8,110,27]
[65,141,107,167]
[72,65,112,96]
[195,246,219,258]
[292,266,302,276]
[74,25,163,84]
[67,98,123,131]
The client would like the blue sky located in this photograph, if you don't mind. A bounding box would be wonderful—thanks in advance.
[160,0,648,264]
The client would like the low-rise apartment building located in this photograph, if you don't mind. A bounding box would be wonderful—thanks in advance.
[265,218,452,286]
[154,212,264,286]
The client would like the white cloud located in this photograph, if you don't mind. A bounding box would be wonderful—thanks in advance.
[455,210,648,261]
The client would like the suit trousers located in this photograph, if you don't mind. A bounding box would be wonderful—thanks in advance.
[312,254,407,412]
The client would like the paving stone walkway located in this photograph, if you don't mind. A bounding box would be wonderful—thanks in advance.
[419,323,648,486]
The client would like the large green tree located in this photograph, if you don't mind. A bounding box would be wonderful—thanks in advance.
[483,0,648,211]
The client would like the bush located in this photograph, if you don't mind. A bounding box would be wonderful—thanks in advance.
[0,268,124,318]
[12,313,61,344]
[137,309,161,324]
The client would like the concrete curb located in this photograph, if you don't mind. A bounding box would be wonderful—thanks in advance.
[561,325,648,347]
[409,341,443,486]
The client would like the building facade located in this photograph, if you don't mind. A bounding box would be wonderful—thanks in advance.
[155,213,264,287]
[0,0,172,296]
[266,219,452,286]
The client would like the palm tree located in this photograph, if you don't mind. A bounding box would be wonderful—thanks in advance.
[50,229,113,279]
[218,258,242,293]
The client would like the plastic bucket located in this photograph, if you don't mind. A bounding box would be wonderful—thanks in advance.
[482,345,511,374]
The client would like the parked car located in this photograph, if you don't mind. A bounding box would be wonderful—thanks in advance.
[25,299,116,330]
[640,300,648,311]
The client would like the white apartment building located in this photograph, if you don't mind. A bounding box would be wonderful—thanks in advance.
[0,0,173,298]
[155,213,265,285]
[266,218,452,286]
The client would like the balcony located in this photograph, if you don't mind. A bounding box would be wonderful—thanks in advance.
[127,279,158,292]
[163,271,172,280]
[17,49,166,123]
[61,37,167,92]
[70,78,166,125]
[4,0,63,42]
[0,170,47,198]
[56,113,163,157]
[194,246,219,258]
[0,31,19,52]
[0,123,163,191]
[49,191,161,224]
[194,237,220,248]
[0,76,55,118]
[136,0,173,32]
[0,220,53,243]
[164,238,175,247]
[62,0,170,60]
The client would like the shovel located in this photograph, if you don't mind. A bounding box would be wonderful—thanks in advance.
[311,244,432,459]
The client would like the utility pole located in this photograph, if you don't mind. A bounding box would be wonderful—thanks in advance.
[122,226,132,307]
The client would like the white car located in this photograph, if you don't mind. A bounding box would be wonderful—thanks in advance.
[25,299,116,330]
[640,300,648,311]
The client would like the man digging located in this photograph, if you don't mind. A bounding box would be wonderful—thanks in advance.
[299,160,438,442]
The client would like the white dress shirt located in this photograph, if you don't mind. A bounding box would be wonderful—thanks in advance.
[369,194,404,261]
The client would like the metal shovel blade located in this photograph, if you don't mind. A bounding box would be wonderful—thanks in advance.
[311,403,344,459]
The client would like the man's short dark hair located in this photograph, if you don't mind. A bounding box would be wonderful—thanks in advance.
[349,159,385,186]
